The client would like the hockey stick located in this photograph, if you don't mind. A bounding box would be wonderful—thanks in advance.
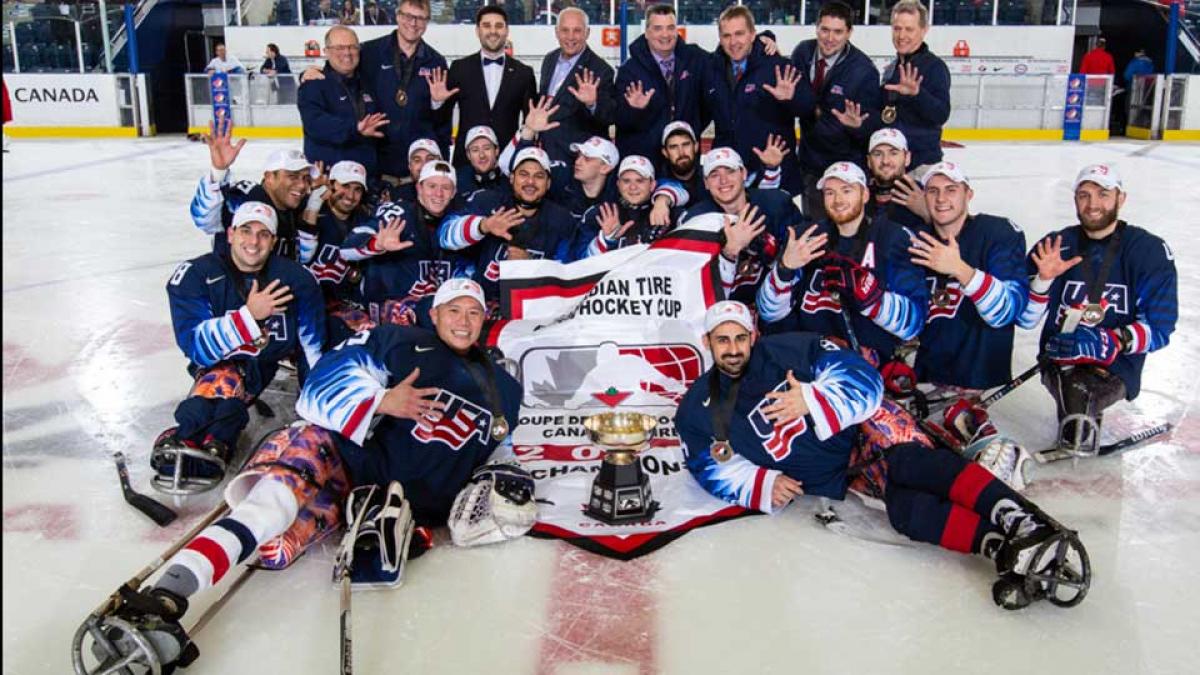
[114,452,178,527]
[334,488,375,675]
[978,362,1042,409]
[814,499,915,548]
[1035,422,1172,464]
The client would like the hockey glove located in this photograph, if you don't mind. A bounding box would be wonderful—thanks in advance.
[845,258,883,313]
[820,260,849,302]
[1044,326,1120,367]
[944,397,998,445]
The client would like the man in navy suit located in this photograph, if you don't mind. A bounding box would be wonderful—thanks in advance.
[535,7,618,164]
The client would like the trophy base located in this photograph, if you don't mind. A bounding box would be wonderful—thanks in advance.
[584,461,660,525]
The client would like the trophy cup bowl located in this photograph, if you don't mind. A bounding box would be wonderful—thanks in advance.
[583,412,661,524]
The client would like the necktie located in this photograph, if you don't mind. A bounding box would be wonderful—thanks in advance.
[733,62,745,82]
[813,58,827,92]
[483,57,504,67]
[661,56,675,88]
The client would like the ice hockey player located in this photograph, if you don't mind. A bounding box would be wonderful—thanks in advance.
[98,279,531,672]
[864,128,927,229]
[153,201,325,494]
[342,159,468,327]
[456,125,506,198]
[680,146,803,304]
[189,120,316,260]
[576,155,680,257]
[676,300,1090,608]
[387,137,445,204]
[908,161,1028,392]
[1018,164,1178,455]
[439,146,578,301]
[300,160,378,344]
[756,161,928,367]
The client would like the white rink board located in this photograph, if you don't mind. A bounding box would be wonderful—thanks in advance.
[3,137,1199,675]
[5,74,124,127]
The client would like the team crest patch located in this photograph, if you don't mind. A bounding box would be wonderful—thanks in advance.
[418,68,431,78]
[830,85,844,95]
[411,390,492,450]
[679,70,690,80]
[748,381,808,461]
[744,84,756,93]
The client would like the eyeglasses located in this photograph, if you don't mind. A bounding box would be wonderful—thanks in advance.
[399,11,430,24]
[327,44,361,53]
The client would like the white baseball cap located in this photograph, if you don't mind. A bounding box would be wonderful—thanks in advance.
[701,147,744,177]
[816,161,868,190]
[569,136,619,167]
[417,159,457,187]
[263,149,317,178]
[704,301,755,334]
[511,146,552,172]
[329,160,367,187]
[921,161,971,187]
[230,201,278,235]
[408,138,443,160]
[464,125,499,149]
[662,120,697,145]
[869,128,908,152]
[618,155,655,180]
[1073,163,1123,191]
[432,278,486,309]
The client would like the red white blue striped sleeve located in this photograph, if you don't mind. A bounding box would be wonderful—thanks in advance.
[652,180,689,208]
[756,166,781,190]
[295,346,391,446]
[339,224,385,261]
[799,350,884,440]
[188,170,231,235]
[756,264,796,323]
[962,269,1025,328]
[439,214,486,250]
[863,289,925,340]
[680,434,780,514]
[1017,276,1052,329]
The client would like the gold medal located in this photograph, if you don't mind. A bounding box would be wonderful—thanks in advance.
[347,268,361,284]
[710,440,733,463]
[1082,303,1105,325]
[490,415,509,441]
[395,89,408,107]
[253,334,269,350]
[882,105,897,124]
[933,289,953,307]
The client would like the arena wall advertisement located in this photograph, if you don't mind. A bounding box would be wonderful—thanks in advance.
[5,73,122,126]
[490,215,754,559]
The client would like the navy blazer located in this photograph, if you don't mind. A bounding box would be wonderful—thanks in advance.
[613,35,710,168]
[536,46,617,164]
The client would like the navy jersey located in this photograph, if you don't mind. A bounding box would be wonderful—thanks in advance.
[757,216,929,359]
[914,214,1029,389]
[576,199,679,259]
[456,164,505,200]
[1018,223,1177,399]
[681,189,803,305]
[867,184,927,231]
[879,44,951,168]
[305,204,373,307]
[550,165,621,225]
[439,188,578,299]
[166,253,325,394]
[189,174,307,261]
[296,325,521,522]
[342,199,472,311]
[675,333,883,511]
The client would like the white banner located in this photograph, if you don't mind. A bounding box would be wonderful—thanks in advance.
[6,73,121,126]
[493,216,752,559]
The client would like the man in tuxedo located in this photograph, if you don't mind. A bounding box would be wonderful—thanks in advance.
[536,7,617,164]
[431,5,536,170]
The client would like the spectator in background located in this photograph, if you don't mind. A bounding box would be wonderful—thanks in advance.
[205,43,246,74]
[1079,37,1115,76]
[1123,48,1154,84]
[261,43,291,75]
[364,1,387,25]
[310,0,339,26]
[340,0,360,25]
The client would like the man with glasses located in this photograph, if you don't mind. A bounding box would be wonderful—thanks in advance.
[360,0,451,184]
[299,26,389,176]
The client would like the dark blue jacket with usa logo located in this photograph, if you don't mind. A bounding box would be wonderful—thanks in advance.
[879,43,951,168]
[790,40,883,176]
[613,35,711,168]
[298,63,381,176]
[701,41,815,191]
[1017,222,1177,399]
[359,34,451,179]
[914,214,1029,389]
[675,333,883,512]
[297,325,522,524]
[167,253,326,395]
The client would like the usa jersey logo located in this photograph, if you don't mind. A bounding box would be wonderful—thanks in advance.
[925,277,965,322]
[228,311,287,356]
[801,267,843,314]
[1059,281,1129,319]
[748,381,808,461]
[411,390,492,451]
[309,243,352,283]
[408,260,451,298]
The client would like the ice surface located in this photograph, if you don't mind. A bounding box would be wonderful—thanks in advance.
[3,138,1198,674]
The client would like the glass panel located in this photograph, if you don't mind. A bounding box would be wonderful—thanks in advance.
[995,0,1055,25]
[5,11,85,73]
[554,0,608,25]
[741,0,801,25]
[868,0,929,26]
[241,0,300,26]
[304,0,343,25]
[931,0,995,25]
[676,0,738,26]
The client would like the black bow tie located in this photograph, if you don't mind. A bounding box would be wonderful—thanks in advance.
[483,57,504,67]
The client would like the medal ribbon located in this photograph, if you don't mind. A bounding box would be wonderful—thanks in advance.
[392,40,419,104]
[1076,220,1125,309]
[463,347,508,439]
[708,368,744,445]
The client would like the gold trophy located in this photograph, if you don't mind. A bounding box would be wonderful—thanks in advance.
[582,412,661,524]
